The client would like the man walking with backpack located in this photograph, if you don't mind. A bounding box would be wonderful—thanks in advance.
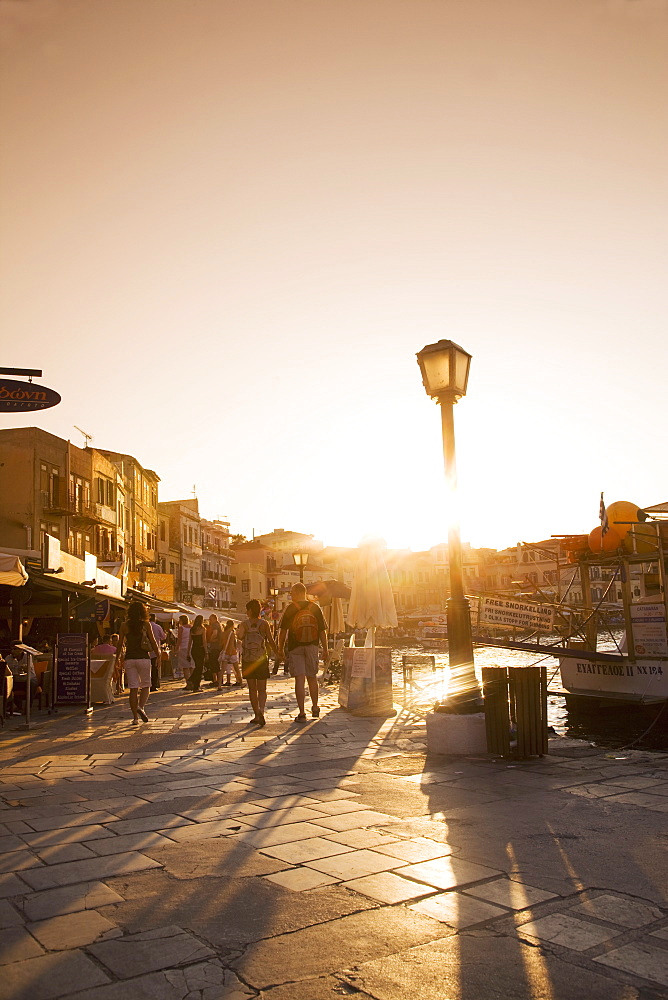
[276,583,329,721]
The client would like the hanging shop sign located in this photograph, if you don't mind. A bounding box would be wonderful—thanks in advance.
[0,378,61,412]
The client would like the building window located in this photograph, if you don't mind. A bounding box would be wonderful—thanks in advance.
[241,579,250,593]
[160,520,166,541]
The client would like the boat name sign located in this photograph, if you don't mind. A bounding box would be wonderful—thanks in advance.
[478,596,554,632]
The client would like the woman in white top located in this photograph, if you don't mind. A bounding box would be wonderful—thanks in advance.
[175,614,191,684]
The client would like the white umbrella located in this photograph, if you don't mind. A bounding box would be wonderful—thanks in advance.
[326,597,345,636]
[346,537,398,646]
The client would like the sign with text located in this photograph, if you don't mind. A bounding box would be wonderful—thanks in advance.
[478,596,555,633]
[351,647,374,678]
[55,634,89,704]
[630,602,668,656]
[0,377,61,412]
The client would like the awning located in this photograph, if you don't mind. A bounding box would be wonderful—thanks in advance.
[0,553,29,587]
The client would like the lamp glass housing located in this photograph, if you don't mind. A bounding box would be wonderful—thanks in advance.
[417,340,471,400]
[292,552,309,567]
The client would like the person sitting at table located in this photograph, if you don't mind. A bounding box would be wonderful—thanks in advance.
[92,634,117,657]
[6,645,38,713]
[90,635,117,678]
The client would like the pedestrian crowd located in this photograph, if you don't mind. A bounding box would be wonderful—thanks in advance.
[111,582,330,726]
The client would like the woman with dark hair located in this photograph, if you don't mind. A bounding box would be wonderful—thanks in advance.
[217,620,239,688]
[186,614,207,692]
[237,599,277,726]
[115,600,160,725]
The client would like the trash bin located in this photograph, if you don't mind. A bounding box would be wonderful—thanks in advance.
[483,666,548,758]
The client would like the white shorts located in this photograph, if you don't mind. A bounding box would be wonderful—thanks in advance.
[287,645,319,677]
[124,659,151,689]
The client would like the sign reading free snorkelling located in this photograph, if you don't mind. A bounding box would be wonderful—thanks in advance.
[0,378,61,411]
[478,596,555,632]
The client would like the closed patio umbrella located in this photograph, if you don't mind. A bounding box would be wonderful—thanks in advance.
[326,596,345,636]
[346,537,398,645]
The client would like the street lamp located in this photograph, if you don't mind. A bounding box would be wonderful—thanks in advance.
[417,339,480,710]
[292,551,309,584]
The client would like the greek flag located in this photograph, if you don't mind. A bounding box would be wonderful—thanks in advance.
[600,492,609,537]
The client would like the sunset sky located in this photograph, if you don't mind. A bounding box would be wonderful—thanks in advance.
[1,0,667,553]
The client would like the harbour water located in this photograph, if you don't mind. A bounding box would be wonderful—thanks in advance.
[387,641,667,753]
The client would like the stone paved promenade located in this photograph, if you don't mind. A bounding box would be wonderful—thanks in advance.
[1,677,667,999]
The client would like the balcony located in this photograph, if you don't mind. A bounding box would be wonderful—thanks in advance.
[40,489,116,525]
[41,488,75,516]
[98,549,124,563]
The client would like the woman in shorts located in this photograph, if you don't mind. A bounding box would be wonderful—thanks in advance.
[237,600,277,726]
[115,601,160,725]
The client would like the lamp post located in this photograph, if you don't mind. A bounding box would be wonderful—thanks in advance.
[417,339,481,711]
[292,551,309,584]
[270,586,280,635]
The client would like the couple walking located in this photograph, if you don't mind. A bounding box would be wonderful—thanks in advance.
[238,583,329,725]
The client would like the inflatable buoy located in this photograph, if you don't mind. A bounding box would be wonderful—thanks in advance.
[588,525,622,553]
[605,501,641,539]
[623,522,657,555]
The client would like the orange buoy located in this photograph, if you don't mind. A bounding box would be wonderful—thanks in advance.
[605,501,641,539]
[623,522,657,555]
[588,524,622,553]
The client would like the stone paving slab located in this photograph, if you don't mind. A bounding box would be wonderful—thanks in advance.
[398,856,502,891]
[88,924,215,978]
[232,906,450,988]
[28,909,121,949]
[1,948,111,999]
[20,824,113,847]
[64,961,254,1000]
[19,851,162,890]
[567,892,664,928]
[0,924,45,964]
[88,832,177,856]
[595,941,668,988]
[21,881,125,921]
[411,890,509,928]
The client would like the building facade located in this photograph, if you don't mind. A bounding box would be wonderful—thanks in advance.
[0,428,132,566]
[96,450,159,573]
[201,517,235,609]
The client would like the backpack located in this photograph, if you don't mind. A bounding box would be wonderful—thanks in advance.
[290,604,320,645]
[242,620,266,663]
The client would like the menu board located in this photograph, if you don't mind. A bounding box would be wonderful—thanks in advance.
[56,634,89,704]
[630,603,668,656]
